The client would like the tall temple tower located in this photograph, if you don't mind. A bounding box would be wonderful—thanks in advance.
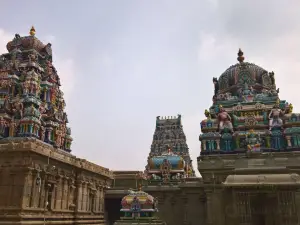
[0,26,72,150]
[0,27,113,225]
[145,115,195,183]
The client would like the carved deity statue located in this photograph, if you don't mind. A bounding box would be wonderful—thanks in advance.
[22,80,30,95]
[269,100,285,130]
[217,106,233,133]
[0,116,7,137]
[246,129,261,152]
[55,127,63,148]
[288,103,293,114]
[269,71,275,86]
[40,126,46,141]
[12,95,24,119]
[213,77,219,96]
[204,109,211,119]
[39,103,47,120]
[8,118,17,137]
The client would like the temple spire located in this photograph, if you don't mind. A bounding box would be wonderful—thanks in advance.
[29,26,36,36]
[237,48,245,63]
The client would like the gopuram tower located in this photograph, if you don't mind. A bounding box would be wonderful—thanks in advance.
[198,49,300,225]
[145,115,195,184]
[0,27,113,224]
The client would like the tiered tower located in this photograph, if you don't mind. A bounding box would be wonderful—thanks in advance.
[0,27,112,225]
[199,49,296,155]
[0,26,72,151]
[198,49,300,225]
[145,115,195,183]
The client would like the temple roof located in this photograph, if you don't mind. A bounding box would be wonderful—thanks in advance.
[148,151,185,170]
[5,26,52,60]
[217,49,272,94]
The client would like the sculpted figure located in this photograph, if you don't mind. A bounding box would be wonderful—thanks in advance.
[269,71,275,85]
[204,109,211,119]
[55,127,63,148]
[12,95,24,118]
[217,105,233,133]
[39,102,47,120]
[213,77,219,96]
[9,117,17,137]
[28,52,38,63]
[22,80,30,95]
[246,129,261,152]
[0,116,7,137]
[288,103,293,114]
[40,126,45,141]
[269,100,284,130]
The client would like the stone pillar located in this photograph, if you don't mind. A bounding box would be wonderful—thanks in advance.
[22,169,33,209]
[181,194,188,225]
[295,189,300,225]
[29,170,37,208]
[286,136,292,147]
[202,140,207,151]
[205,190,213,225]
[99,187,104,212]
[52,184,57,210]
[216,140,220,150]
[82,182,87,211]
[38,173,46,209]
[55,176,62,210]
[75,181,82,212]
[61,177,66,209]
[212,189,225,225]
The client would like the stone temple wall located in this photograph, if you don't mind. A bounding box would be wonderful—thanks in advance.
[0,138,113,225]
[106,175,206,225]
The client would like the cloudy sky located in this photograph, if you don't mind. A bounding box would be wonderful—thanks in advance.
[0,0,300,174]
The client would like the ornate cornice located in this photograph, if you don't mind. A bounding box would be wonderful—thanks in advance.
[0,138,113,179]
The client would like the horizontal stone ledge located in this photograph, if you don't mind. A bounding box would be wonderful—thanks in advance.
[0,220,105,225]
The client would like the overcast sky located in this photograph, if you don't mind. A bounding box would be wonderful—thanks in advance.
[0,0,300,174]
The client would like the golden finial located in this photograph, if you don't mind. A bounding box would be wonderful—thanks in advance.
[138,184,142,191]
[237,48,245,63]
[29,26,36,36]
[289,103,293,113]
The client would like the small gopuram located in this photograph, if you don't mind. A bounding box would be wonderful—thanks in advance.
[145,115,195,184]
[198,49,300,225]
[114,187,166,225]
[0,27,113,224]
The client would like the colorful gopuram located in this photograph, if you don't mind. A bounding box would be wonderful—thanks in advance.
[145,115,195,183]
[0,27,112,225]
[0,26,72,151]
[200,49,297,154]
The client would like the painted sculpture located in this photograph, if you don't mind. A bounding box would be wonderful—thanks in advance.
[200,49,299,154]
[217,105,233,133]
[0,27,72,152]
[269,99,285,130]
[145,146,187,183]
[114,188,165,225]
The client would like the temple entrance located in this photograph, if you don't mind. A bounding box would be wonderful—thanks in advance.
[234,191,297,225]
[249,193,278,225]
[105,198,122,225]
